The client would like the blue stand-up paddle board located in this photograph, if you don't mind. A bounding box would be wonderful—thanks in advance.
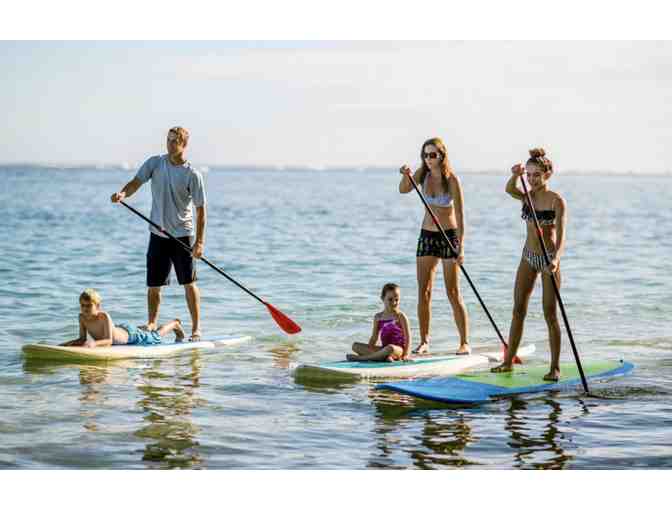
[22,335,252,362]
[377,360,634,404]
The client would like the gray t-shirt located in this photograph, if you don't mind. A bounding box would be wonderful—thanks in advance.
[135,154,207,238]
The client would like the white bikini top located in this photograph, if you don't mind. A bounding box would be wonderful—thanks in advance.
[422,179,453,208]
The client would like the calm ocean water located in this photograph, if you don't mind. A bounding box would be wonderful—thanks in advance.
[0,166,670,469]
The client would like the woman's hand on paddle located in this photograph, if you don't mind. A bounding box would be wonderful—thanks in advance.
[547,256,560,274]
[511,163,524,177]
[399,165,412,176]
[457,249,465,266]
[111,191,126,203]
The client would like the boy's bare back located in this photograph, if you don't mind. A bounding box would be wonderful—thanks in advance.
[82,311,129,343]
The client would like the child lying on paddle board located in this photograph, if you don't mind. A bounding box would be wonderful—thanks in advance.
[60,288,185,348]
[347,283,411,362]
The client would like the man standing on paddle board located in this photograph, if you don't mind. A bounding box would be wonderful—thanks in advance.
[111,127,207,341]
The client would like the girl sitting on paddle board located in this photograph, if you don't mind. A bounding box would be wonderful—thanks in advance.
[399,137,470,355]
[347,283,411,362]
[492,148,567,381]
[61,288,186,348]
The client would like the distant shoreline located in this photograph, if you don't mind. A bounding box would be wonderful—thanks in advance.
[1,163,670,177]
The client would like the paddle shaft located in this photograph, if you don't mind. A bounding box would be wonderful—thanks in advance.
[406,173,510,349]
[519,176,589,393]
[119,200,267,306]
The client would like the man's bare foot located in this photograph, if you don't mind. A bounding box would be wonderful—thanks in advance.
[543,369,560,382]
[413,341,430,355]
[141,323,157,332]
[455,343,471,355]
[174,319,185,342]
[491,363,513,373]
[346,354,360,361]
[189,330,202,342]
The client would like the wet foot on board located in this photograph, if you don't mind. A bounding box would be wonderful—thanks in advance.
[543,369,560,382]
[455,343,471,355]
[412,342,430,355]
[491,363,513,374]
[174,319,185,342]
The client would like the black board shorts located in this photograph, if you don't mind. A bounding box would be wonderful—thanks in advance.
[146,233,196,287]
[416,229,460,259]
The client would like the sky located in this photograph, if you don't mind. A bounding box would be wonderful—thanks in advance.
[2,40,671,173]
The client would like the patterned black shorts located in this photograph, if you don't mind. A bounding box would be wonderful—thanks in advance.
[416,229,460,259]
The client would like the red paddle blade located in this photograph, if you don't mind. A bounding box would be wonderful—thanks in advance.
[502,345,524,365]
[265,302,302,335]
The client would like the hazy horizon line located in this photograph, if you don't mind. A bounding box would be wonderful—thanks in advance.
[1,162,670,176]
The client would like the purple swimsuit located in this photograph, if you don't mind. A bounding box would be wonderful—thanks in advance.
[379,318,405,348]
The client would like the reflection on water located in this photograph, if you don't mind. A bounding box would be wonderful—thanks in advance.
[292,375,359,395]
[77,366,112,432]
[269,342,301,370]
[134,352,205,469]
[409,413,475,469]
[21,354,208,469]
[19,353,641,469]
[366,390,597,469]
[503,396,586,469]
[369,398,477,469]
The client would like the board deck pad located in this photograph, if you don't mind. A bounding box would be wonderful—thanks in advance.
[294,345,535,381]
[22,335,252,362]
[377,360,634,404]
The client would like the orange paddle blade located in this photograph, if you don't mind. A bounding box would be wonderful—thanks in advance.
[265,302,302,335]
[503,345,524,365]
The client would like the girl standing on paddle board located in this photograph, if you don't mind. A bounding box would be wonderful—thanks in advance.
[492,148,567,381]
[399,138,470,355]
[347,283,411,362]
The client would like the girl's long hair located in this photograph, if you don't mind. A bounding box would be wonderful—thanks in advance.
[416,137,453,192]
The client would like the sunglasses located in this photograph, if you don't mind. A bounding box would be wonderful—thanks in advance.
[423,152,441,160]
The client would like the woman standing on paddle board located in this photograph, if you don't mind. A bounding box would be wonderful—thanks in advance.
[492,148,567,381]
[399,137,470,355]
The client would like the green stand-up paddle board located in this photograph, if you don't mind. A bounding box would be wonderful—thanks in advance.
[378,360,634,404]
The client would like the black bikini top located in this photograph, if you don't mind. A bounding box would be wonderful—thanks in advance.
[521,202,556,226]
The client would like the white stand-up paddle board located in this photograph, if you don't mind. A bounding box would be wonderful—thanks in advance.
[294,344,535,381]
[22,335,252,362]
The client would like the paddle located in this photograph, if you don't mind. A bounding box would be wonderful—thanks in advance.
[118,200,302,335]
[404,172,521,363]
[519,176,589,392]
